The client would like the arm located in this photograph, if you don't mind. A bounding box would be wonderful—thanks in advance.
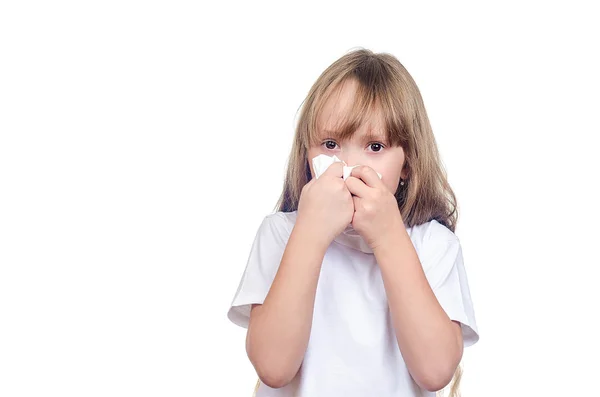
[343,165,463,392]
[373,228,463,392]
[246,219,328,389]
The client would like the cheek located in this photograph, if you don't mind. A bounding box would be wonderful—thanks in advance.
[380,149,405,192]
[307,146,323,159]
[383,179,400,195]
[379,166,402,194]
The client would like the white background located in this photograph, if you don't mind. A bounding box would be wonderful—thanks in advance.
[1,1,599,396]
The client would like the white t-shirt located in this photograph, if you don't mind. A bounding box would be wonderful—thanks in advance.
[227,211,479,397]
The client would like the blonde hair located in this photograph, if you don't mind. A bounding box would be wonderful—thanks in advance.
[275,47,458,233]
[264,48,462,396]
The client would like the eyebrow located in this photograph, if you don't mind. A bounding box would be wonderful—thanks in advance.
[322,129,388,143]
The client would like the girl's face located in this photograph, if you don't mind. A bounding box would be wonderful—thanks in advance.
[307,79,407,195]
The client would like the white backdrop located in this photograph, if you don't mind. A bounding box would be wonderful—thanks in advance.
[1,1,599,396]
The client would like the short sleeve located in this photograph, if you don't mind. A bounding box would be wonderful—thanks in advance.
[421,223,480,348]
[227,213,289,329]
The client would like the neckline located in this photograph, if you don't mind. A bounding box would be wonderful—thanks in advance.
[284,211,411,254]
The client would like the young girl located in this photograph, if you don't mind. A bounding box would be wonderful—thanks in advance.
[227,48,479,397]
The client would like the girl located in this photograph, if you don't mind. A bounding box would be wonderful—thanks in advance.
[227,48,479,397]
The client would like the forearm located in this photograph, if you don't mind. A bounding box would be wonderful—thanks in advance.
[246,220,328,388]
[373,227,462,392]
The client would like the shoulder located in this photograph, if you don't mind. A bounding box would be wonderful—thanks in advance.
[408,219,461,273]
[258,210,297,246]
[408,219,458,246]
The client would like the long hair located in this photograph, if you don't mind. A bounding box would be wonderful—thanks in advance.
[269,48,462,396]
[275,48,458,233]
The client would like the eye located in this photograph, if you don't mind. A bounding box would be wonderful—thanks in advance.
[368,143,384,152]
[323,140,338,150]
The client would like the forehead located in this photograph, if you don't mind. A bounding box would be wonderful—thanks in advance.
[316,79,386,140]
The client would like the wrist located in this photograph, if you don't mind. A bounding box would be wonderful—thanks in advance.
[293,216,331,254]
[372,223,409,258]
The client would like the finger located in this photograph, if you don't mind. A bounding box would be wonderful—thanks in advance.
[321,161,344,179]
[352,195,361,212]
[345,176,370,198]
[349,165,384,188]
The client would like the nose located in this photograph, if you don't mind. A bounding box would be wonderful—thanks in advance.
[339,151,360,167]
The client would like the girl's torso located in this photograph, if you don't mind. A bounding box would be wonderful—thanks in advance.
[256,211,433,397]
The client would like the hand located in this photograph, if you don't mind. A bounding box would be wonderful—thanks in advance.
[345,165,405,250]
[296,162,354,245]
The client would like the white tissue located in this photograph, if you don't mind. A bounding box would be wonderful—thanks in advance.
[310,154,381,254]
[311,154,382,180]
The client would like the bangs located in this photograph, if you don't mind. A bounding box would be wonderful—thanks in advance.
[307,74,409,149]
[282,49,455,230]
